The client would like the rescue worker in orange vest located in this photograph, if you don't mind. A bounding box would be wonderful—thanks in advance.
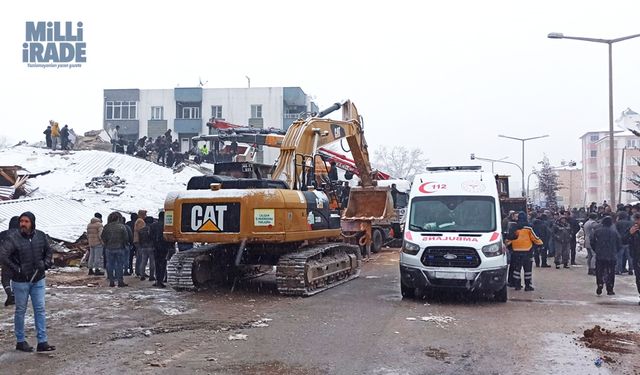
[506,211,543,291]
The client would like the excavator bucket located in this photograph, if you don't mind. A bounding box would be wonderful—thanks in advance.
[342,186,395,221]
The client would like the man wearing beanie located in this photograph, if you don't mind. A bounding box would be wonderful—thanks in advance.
[0,212,56,352]
[0,216,19,306]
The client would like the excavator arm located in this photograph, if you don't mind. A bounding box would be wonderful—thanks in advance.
[272,100,376,189]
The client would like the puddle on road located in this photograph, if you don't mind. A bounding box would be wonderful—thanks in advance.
[510,297,639,307]
[532,332,613,375]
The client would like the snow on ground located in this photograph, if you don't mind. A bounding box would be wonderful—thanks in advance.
[0,145,201,218]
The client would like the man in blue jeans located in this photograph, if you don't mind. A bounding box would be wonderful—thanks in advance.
[0,212,56,352]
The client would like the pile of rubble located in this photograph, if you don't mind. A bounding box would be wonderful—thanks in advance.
[0,165,40,200]
[84,168,126,196]
[73,129,112,151]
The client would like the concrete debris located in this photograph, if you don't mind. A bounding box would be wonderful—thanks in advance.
[144,330,152,337]
[143,350,155,355]
[405,317,417,321]
[228,334,248,341]
[73,130,112,151]
[85,175,126,189]
[420,316,456,327]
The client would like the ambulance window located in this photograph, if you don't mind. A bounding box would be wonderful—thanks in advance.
[409,195,496,232]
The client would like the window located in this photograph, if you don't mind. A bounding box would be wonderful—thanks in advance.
[408,196,496,233]
[590,150,597,158]
[106,101,137,120]
[182,107,200,119]
[590,135,599,142]
[627,139,637,148]
[151,106,163,120]
[251,104,263,118]
[211,105,223,119]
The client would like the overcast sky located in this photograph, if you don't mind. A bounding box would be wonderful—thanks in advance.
[2,0,640,189]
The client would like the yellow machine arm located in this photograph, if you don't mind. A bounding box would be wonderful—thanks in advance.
[272,100,375,189]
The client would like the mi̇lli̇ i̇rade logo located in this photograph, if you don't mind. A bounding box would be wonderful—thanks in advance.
[23,21,86,69]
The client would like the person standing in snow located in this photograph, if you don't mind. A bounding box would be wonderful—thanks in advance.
[137,216,156,282]
[0,212,56,352]
[623,213,640,305]
[151,212,170,287]
[50,121,60,150]
[591,216,621,296]
[125,213,137,276]
[133,210,147,276]
[110,125,120,152]
[60,125,70,151]
[100,212,129,287]
[0,216,19,306]
[506,212,543,291]
[43,125,52,149]
[86,213,105,276]
[583,213,599,276]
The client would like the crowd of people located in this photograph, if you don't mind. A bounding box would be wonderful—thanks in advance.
[43,120,72,151]
[86,210,174,288]
[504,202,640,304]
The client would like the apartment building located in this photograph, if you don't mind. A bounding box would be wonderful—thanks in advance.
[103,86,317,163]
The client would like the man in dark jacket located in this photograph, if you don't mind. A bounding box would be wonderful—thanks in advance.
[591,216,621,296]
[151,211,170,288]
[0,216,19,306]
[125,213,138,275]
[564,211,580,265]
[60,125,70,150]
[0,212,56,352]
[532,217,551,268]
[101,212,129,287]
[553,216,572,269]
[615,211,634,275]
[623,213,640,305]
[43,126,52,148]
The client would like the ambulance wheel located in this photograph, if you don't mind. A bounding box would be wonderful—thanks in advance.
[400,280,415,299]
[494,284,508,303]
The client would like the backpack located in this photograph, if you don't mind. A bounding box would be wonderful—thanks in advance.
[138,225,153,247]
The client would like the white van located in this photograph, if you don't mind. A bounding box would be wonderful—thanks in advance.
[399,166,508,302]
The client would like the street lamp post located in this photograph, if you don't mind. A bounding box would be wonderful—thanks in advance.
[497,134,549,197]
[548,32,640,208]
[470,153,524,194]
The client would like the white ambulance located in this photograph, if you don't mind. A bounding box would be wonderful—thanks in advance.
[399,166,508,302]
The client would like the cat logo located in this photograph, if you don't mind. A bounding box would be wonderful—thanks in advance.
[190,205,227,232]
[331,124,345,139]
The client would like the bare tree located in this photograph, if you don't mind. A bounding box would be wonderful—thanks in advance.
[372,146,429,180]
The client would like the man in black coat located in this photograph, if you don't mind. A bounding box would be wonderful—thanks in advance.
[591,216,621,296]
[532,217,551,267]
[151,211,171,287]
[623,213,640,306]
[0,212,56,352]
[0,216,19,306]
[43,126,52,148]
[60,125,70,150]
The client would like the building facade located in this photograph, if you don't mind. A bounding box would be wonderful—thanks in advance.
[103,86,317,163]
[555,167,583,209]
[580,130,640,206]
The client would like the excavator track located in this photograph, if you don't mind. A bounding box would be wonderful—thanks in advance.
[167,247,215,291]
[276,243,361,297]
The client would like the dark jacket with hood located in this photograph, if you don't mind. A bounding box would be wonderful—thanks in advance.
[591,217,621,261]
[0,212,53,283]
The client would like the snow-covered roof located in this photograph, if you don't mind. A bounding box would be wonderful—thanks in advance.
[0,146,202,239]
[0,196,98,242]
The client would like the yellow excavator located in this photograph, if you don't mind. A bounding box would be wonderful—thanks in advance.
[163,100,394,296]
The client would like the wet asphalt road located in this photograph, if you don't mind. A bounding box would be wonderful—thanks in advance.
[0,248,639,375]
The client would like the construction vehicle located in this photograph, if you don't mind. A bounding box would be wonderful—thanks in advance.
[495,175,527,217]
[194,118,407,253]
[163,100,394,296]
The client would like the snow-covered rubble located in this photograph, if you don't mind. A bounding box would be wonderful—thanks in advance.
[0,145,201,223]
